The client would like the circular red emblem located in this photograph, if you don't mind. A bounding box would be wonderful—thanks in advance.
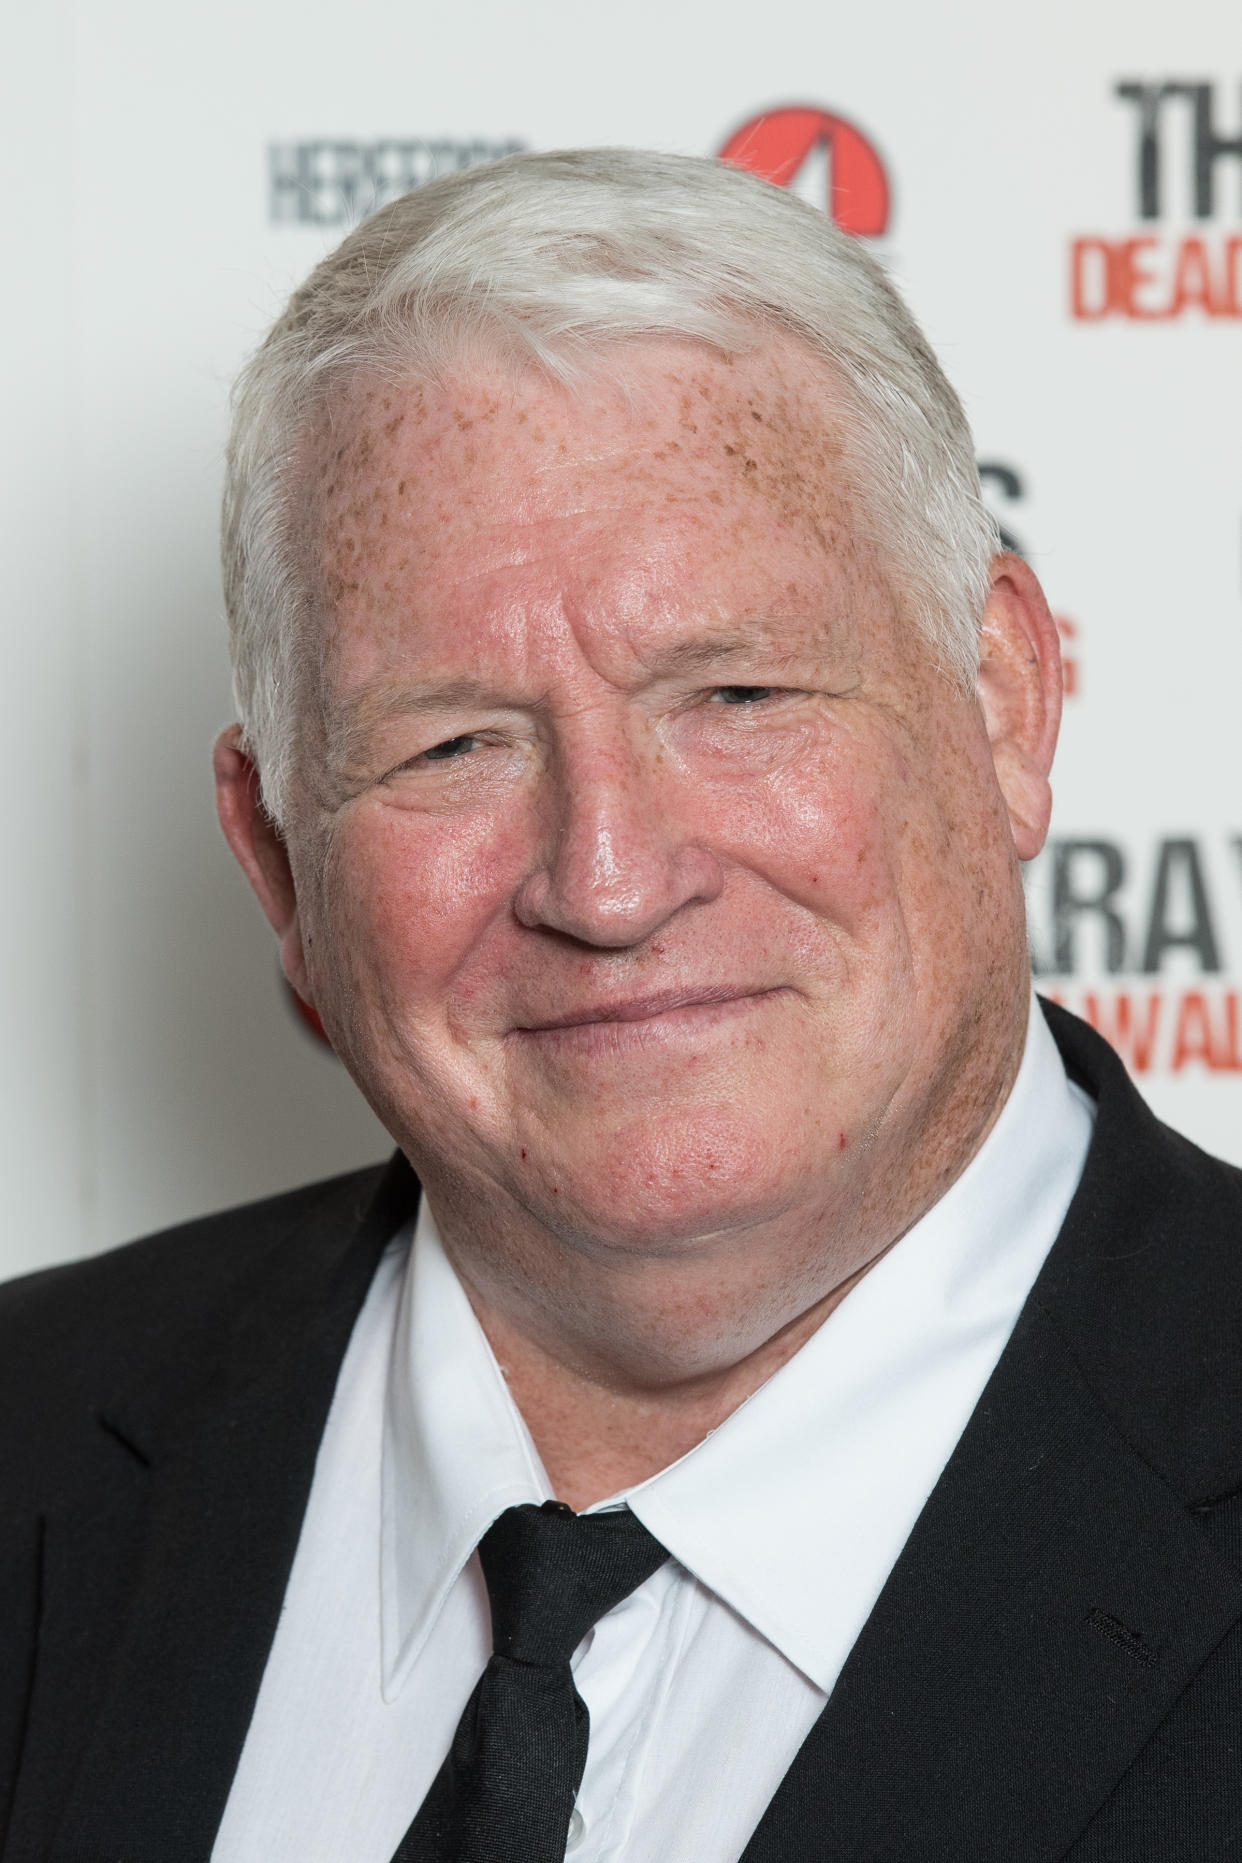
[718,105,891,237]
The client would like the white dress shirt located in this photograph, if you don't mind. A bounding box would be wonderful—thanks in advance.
[214,999,1094,1863]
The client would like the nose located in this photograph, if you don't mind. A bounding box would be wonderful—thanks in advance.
[512,725,724,948]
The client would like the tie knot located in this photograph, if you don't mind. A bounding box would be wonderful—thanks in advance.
[478,1502,668,1668]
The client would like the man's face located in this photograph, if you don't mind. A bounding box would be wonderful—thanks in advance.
[281,339,1033,1262]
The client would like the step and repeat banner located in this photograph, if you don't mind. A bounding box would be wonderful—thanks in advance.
[3,0,1239,1277]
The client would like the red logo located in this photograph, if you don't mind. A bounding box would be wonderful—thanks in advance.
[718,106,891,236]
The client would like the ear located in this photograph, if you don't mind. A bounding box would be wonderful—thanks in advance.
[975,553,1063,862]
[213,726,314,1005]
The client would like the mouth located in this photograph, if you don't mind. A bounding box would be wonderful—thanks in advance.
[511,985,788,1038]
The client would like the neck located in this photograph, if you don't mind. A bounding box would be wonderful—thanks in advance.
[459,1253,874,1511]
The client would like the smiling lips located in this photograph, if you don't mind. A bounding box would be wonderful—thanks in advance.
[512,985,787,1038]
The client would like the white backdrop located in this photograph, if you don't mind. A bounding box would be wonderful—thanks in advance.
[4,0,1239,1280]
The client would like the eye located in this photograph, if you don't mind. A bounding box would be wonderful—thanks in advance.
[712,685,778,705]
[421,733,480,762]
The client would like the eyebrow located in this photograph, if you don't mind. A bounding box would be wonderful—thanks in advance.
[635,629,819,684]
[638,631,773,676]
[326,677,505,770]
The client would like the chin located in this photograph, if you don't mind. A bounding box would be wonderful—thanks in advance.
[517,1115,806,1256]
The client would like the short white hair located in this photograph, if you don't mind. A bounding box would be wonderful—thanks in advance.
[222,147,998,827]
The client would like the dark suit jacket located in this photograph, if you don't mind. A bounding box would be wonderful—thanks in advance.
[3,1000,1242,1861]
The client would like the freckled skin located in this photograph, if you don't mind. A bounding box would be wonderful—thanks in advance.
[218,337,1061,1506]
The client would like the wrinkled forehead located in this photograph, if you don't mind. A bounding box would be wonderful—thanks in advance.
[295,335,891,684]
[303,334,871,536]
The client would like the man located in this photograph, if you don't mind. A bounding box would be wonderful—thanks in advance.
[2,148,1240,1862]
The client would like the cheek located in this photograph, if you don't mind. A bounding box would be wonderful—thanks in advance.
[708,745,908,938]
[306,803,531,1028]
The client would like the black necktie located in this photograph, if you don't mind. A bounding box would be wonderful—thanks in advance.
[390,1500,669,1863]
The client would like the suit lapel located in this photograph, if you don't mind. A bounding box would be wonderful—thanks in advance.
[16,1155,417,1863]
[740,1301,1242,1861]
[742,1003,1242,1861]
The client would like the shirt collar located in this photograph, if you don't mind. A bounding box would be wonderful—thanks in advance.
[380,1207,553,1699]
[382,996,1093,1697]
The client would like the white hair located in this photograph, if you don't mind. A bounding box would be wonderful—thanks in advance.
[222,147,999,827]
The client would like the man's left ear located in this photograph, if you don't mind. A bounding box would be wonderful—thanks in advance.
[975,553,1063,862]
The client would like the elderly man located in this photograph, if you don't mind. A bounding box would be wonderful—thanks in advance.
[3,149,1241,1863]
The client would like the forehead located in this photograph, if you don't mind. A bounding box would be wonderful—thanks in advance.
[303,337,884,685]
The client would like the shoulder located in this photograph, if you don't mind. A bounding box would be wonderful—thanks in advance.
[0,1163,391,1424]
[1042,994,1242,1221]
[1038,997,1242,1499]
